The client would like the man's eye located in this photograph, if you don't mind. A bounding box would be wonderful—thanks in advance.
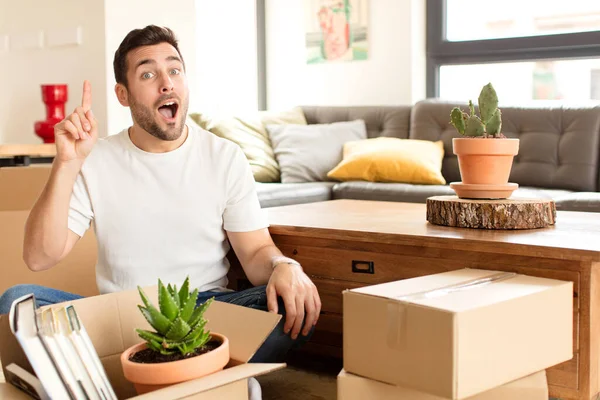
[142,72,154,79]
[170,69,181,75]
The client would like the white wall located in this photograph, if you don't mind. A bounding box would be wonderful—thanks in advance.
[265,0,426,110]
[195,1,258,115]
[0,0,107,144]
[104,0,198,136]
[0,1,425,144]
[0,0,198,143]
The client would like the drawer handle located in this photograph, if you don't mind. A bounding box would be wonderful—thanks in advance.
[352,260,374,274]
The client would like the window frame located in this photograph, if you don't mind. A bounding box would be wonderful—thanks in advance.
[426,0,600,98]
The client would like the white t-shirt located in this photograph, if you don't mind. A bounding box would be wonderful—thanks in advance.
[68,123,269,294]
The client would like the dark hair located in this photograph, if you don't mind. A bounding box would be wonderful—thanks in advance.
[113,25,185,87]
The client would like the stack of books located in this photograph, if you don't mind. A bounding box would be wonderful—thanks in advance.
[7,293,117,400]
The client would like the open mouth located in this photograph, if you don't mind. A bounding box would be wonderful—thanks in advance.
[157,101,179,122]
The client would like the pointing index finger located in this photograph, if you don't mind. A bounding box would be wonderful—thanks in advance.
[81,80,92,111]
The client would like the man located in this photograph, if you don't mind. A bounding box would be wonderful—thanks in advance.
[0,25,321,370]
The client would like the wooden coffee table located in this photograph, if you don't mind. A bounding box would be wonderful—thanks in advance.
[264,199,600,400]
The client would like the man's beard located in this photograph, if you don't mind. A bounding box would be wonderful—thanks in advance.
[128,95,189,141]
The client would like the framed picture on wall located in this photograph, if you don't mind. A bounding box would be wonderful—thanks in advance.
[305,0,369,64]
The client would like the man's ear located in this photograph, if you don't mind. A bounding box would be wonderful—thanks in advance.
[115,83,130,107]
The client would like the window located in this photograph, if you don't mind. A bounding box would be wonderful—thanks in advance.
[440,58,600,102]
[446,1,600,42]
[427,0,600,100]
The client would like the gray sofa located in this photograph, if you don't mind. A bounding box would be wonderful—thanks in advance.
[256,100,600,213]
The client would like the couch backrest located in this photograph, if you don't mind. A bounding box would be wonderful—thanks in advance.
[302,106,412,139]
[410,99,600,192]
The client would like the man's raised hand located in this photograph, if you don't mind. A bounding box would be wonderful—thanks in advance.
[53,80,98,163]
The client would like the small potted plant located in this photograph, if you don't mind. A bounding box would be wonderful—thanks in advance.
[449,83,520,199]
[120,277,229,394]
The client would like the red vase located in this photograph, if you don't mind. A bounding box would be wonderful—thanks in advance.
[34,84,68,143]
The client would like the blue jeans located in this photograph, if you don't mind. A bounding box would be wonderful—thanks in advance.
[0,284,312,363]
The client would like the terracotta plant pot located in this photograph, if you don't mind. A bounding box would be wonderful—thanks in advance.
[451,137,520,199]
[120,332,229,394]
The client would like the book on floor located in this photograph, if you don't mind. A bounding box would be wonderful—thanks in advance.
[8,293,117,400]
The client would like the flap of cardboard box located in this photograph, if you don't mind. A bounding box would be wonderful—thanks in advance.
[132,363,285,400]
[337,369,548,400]
[347,268,572,313]
[0,382,34,399]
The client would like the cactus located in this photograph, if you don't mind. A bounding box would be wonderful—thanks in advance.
[136,277,213,356]
[486,108,502,136]
[449,83,504,138]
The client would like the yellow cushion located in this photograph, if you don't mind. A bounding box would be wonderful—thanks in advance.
[327,137,447,185]
[189,107,307,183]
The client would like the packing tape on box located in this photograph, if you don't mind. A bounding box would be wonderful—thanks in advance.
[386,271,517,350]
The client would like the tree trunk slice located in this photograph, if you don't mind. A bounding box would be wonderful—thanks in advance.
[426,196,556,230]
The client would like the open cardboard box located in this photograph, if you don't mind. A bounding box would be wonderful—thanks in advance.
[337,369,548,400]
[0,286,285,399]
[344,268,573,399]
[0,165,99,297]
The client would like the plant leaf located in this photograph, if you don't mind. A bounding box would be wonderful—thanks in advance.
[478,83,499,124]
[184,318,207,342]
[159,279,179,322]
[172,285,180,308]
[180,288,199,323]
[450,107,466,135]
[179,277,190,305]
[165,317,191,341]
[192,331,212,350]
[138,305,172,335]
[485,108,502,137]
[137,286,152,309]
[464,115,485,137]
[147,338,166,353]
[136,329,165,344]
[189,297,213,327]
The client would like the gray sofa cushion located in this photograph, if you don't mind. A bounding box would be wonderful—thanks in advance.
[256,182,335,208]
[332,181,572,204]
[410,100,600,192]
[554,192,600,212]
[332,181,455,203]
[267,120,367,183]
[301,106,412,139]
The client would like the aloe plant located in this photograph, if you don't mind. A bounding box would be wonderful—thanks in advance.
[449,83,504,138]
[136,277,213,356]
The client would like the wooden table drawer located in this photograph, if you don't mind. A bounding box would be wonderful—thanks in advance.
[313,278,361,314]
[278,243,454,284]
[278,244,580,312]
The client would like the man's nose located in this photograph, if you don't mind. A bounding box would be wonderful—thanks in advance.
[160,76,174,93]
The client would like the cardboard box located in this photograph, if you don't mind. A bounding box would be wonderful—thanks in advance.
[343,268,572,399]
[0,209,98,296]
[0,286,285,399]
[0,166,51,211]
[0,164,98,297]
[337,369,548,400]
